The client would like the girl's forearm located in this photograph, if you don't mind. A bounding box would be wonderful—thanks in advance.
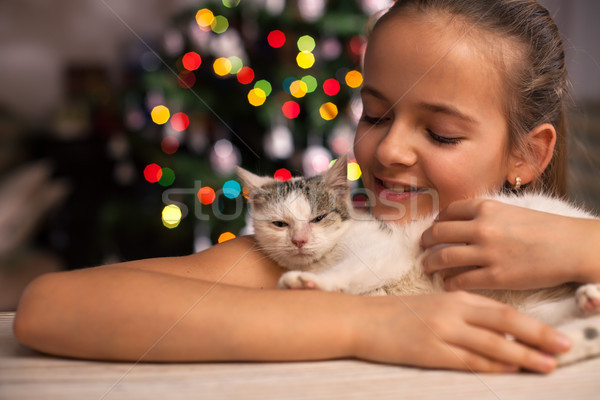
[13,267,360,362]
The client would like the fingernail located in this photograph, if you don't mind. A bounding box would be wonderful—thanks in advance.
[536,354,556,372]
[555,333,572,351]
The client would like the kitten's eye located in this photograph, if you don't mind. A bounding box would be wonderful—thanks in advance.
[272,221,288,228]
[311,214,328,223]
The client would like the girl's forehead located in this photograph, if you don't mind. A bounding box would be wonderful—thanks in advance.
[363,12,509,122]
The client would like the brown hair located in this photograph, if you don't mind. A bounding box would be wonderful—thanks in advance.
[374,0,569,196]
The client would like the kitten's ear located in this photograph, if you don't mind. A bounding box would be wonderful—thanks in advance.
[236,166,274,193]
[324,154,349,192]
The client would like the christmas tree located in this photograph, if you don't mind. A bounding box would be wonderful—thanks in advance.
[66,0,392,265]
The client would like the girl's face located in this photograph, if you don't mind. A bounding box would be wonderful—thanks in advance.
[354,11,514,223]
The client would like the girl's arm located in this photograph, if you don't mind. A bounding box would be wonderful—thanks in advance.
[13,238,570,373]
[420,198,600,290]
[101,236,285,288]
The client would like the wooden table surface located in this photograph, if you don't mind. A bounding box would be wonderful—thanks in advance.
[1,312,598,400]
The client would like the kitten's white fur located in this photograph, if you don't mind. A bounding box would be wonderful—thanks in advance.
[237,156,600,367]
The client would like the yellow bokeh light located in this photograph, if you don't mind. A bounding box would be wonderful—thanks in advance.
[151,105,170,125]
[319,102,338,120]
[248,88,267,106]
[213,57,232,76]
[290,80,308,98]
[347,162,362,181]
[196,9,215,29]
[296,51,315,69]
[345,70,363,88]
[218,231,236,243]
[162,204,182,229]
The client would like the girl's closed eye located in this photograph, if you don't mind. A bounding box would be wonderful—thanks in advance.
[360,114,390,126]
[427,129,462,146]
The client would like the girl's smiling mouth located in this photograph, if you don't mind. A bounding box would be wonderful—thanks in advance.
[374,177,430,201]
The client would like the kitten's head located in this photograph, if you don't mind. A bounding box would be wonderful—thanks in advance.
[237,154,351,270]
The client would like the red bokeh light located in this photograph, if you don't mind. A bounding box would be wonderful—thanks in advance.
[144,163,163,183]
[267,30,286,48]
[182,52,202,71]
[323,78,341,96]
[170,112,189,131]
[282,101,301,119]
[236,66,255,84]
[274,168,292,181]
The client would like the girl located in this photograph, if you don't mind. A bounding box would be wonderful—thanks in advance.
[13,0,600,373]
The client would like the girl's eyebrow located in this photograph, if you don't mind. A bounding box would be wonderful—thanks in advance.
[417,102,478,124]
[360,86,388,101]
[361,85,479,125]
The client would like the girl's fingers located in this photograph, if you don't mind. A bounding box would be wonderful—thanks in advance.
[450,324,557,373]
[421,244,483,274]
[425,343,519,373]
[421,220,475,249]
[435,198,481,222]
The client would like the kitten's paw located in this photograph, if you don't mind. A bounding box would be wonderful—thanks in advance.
[277,271,335,291]
[576,284,600,316]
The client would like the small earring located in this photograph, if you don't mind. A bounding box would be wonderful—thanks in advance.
[514,177,522,190]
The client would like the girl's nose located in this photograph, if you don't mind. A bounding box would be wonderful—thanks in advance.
[374,122,418,168]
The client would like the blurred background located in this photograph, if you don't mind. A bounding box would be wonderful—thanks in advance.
[0,0,598,310]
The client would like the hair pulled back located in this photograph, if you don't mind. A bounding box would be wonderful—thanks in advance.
[376,0,568,196]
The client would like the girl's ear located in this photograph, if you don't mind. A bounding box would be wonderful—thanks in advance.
[508,123,557,186]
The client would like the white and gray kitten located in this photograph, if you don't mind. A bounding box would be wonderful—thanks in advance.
[237,156,600,366]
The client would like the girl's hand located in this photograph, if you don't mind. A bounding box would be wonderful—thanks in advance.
[353,291,571,373]
[419,198,600,291]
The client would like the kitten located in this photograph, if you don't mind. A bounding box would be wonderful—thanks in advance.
[237,155,600,366]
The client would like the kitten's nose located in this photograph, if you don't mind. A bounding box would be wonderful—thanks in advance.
[292,239,307,248]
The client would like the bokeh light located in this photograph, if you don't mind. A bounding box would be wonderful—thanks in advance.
[248,88,267,106]
[170,112,189,131]
[319,102,338,120]
[282,101,301,119]
[345,70,363,88]
[151,105,170,125]
[177,71,196,88]
[161,136,179,154]
[159,167,176,187]
[267,30,286,48]
[347,162,362,181]
[301,75,318,93]
[222,0,240,8]
[196,9,215,30]
[323,78,340,96]
[274,168,292,181]
[349,35,367,56]
[227,56,243,74]
[198,186,216,205]
[254,80,272,96]
[303,146,331,176]
[218,231,236,243]
[296,51,315,69]
[211,15,229,34]
[264,125,294,159]
[182,52,202,71]
[223,180,242,199]
[290,80,308,98]
[237,66,255,84]
[213,57,232,76]
[297,35,316,52]
[144,163,163,183]
[282,76,296,94]
[162,204,182,229]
